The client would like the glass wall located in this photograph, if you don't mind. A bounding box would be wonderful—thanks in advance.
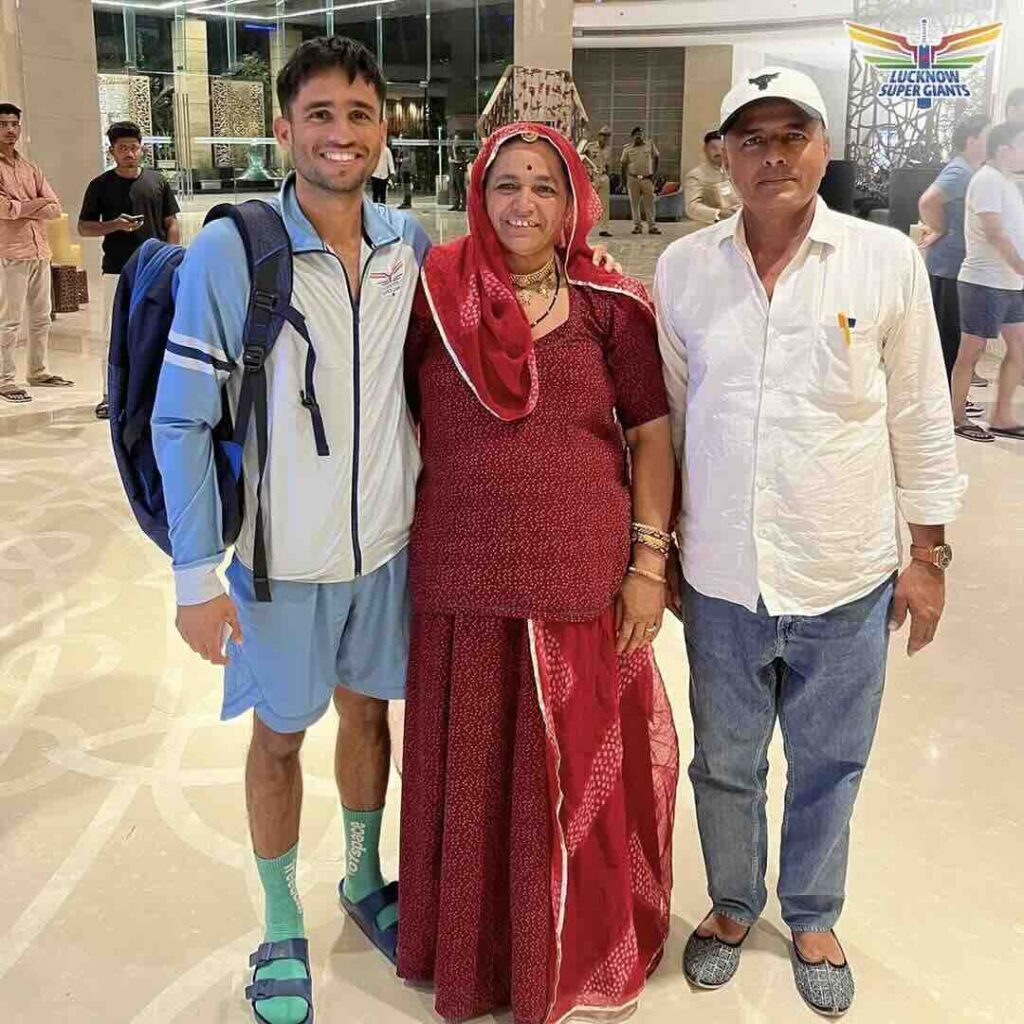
[89,0,514,205]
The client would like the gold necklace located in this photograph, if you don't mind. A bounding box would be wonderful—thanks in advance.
[510,257,558,305]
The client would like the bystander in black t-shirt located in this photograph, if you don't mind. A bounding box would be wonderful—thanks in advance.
[79,168,180,274]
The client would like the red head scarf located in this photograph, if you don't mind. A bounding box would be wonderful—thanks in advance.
[420,121,654,421]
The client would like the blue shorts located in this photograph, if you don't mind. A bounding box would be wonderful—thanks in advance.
[222,549,409,734]
[958,280,1024,339]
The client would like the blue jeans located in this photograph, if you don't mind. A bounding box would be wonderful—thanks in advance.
[682,575,894,933]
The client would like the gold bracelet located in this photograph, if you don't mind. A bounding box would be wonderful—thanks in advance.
[633,534,670,557]
[631,522,672,544]
[628,565,667,585]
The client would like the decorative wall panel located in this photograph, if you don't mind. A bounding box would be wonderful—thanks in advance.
[210,78,266,167]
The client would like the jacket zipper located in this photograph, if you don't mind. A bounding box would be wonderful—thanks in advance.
[337,243,381,577]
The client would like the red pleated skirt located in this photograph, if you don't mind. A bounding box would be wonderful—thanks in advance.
[397,607,679,1024]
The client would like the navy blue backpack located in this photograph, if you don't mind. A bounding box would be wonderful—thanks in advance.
[108,200,327,602]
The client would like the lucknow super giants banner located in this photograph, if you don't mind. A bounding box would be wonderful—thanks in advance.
[847,18,1002,111]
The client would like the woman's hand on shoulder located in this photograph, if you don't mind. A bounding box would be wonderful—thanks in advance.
[591,244,623,275]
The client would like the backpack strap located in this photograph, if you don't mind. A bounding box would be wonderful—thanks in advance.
[204,200,326,602]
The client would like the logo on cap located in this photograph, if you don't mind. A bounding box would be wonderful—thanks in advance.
[847,17,1002,111]
[748,73,781,91]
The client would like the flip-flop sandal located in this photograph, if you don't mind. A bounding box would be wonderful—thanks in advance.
[28,374,74,387]
[245,938,314,1024]
[339,879,399,965]
[0,388,32,403]
[954,423,994,442]
[989,425,1024,440]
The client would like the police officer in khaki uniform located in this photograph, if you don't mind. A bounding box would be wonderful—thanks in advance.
[684,129,742,224]
[582,125,613,237]
[620,125,661,235]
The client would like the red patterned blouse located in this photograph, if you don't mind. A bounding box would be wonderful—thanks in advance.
[405,283,669,621]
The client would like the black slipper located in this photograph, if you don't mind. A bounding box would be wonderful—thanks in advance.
[0,387,32,403]
[954,422,994,442]
[989,424,1024,439]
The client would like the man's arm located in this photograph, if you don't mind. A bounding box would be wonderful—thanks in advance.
[0,194,55,220]
[917,183,947,247]
[152,219,248,657]
[683,170,720,224]
[652,141,660,177]
[165,215,180,245]
[883,243,966,654]
[978,212,1024,275]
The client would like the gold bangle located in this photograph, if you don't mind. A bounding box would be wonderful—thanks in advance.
[628,565,667,585]
[631,522,672,544]
[633,534,670,557]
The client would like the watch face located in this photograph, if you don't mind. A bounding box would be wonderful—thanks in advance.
[935,545,953,569]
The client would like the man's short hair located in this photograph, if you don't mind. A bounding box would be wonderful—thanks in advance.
[951,113,990,154]
[0,102,22,120]
[986,120,1024,160]
[1006,87,1024,116]
[107,121,142,145]
[277,36,386,118]
[631,126,643,137]
[703,130,722,145]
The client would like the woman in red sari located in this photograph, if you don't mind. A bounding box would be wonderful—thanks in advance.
[398,122,680,1024]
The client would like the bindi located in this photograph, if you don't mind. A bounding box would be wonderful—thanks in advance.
[526,164,533,171]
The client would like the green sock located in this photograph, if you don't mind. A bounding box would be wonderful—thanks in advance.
[342,806,398,931]
[253,844,309,1024]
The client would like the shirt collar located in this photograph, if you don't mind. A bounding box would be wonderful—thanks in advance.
[718,195,841,252]
[0,148,22,167]
[278,172,401,252]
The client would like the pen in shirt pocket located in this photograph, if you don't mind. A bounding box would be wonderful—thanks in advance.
[837,312,857,346]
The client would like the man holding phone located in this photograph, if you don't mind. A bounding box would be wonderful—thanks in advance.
[79,120,179,418]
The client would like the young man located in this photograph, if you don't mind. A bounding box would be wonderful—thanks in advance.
[79,120,179,419]
[656,68,963,1016]
[683,129,742,225]
[950,120,1024,442]
[370,136,395,204]
[620,125,661,235]
[152,37,431,1024]
[918,114,990,386]
[0,101,73,403]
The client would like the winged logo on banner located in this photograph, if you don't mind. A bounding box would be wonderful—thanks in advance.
[846,19,1002,70]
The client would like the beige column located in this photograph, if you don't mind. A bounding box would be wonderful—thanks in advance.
[515,0,573,72]
[681,45,733,183]
[1,0,103,284]
[174,16,213,171]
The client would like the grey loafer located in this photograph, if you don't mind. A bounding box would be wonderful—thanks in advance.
[683,924,750,989]
[790,936,855,1017]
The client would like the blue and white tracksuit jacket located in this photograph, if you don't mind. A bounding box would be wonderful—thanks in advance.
[152,175,431,605]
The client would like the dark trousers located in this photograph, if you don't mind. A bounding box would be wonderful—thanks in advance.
[401,171,413,207]
[929,274,961,385]
[371,176,387,204]
[450,163,466,209]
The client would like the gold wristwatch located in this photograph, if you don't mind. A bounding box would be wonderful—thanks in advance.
[910,544,953,570]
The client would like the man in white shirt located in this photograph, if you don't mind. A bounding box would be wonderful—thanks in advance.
[655,67,964,1016]
[370,137,395,204]
[950,120,1024,442]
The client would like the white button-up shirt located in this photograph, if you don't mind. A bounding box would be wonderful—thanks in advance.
[655,198,966,616]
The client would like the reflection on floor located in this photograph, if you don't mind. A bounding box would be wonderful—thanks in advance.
[1,210,1022,1023]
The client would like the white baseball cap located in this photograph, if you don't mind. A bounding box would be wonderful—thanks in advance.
[720,66,828,134]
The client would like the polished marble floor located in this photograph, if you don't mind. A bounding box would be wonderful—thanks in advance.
[1,209,1022,1023]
